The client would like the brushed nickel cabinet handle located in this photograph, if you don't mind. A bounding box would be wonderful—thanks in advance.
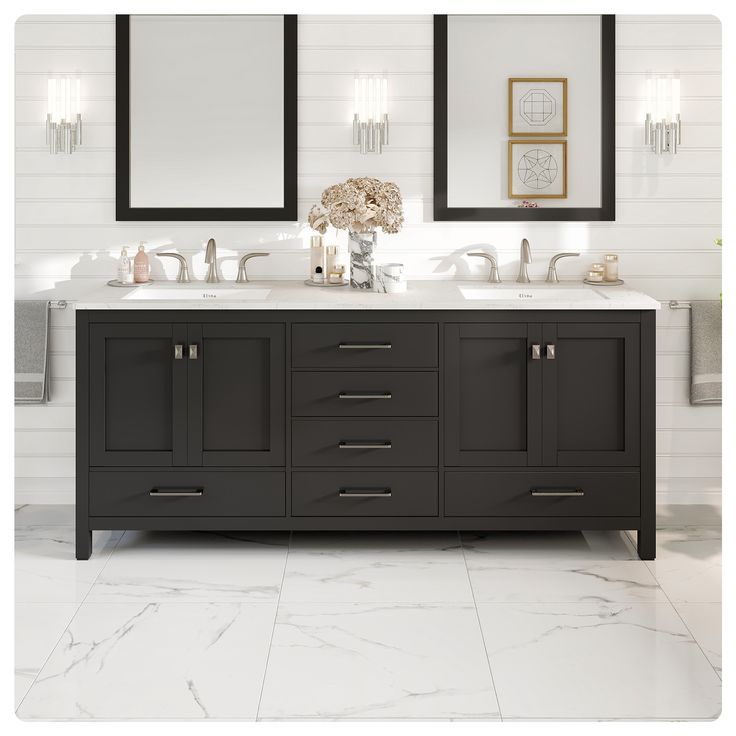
[338,392,393,400]
[546,344,556,360]
[174,344,184,360]
[531,344,541,360]
[530,489,584,497]
[338,343,392,350]
[189,344,198,360]
[338,441,392,449]
[339,488,392,498]
[149,488,203,497]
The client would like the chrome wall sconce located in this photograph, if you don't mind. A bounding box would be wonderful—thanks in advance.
[353,75,389,154]
[46,77,82,154]
[644,75,681,154]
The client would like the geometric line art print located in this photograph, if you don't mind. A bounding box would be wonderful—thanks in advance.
[517,148,558,189]
[520,89,556,126]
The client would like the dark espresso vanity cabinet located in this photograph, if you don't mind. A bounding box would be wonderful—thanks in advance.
[77,309,655,560]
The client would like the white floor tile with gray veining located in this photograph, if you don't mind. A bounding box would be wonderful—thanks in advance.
[259,603,499,719]
[85,530,290,603]
[15,506,722,721]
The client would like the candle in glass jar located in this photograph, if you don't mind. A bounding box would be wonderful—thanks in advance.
[604,254,619,281]
[586,269,604,282]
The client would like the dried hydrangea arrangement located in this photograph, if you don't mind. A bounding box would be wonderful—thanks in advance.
[308,177,404,235]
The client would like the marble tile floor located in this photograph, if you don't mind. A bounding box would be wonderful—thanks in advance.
[14,505,721,721]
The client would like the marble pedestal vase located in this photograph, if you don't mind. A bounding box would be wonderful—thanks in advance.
[348,230,377,289]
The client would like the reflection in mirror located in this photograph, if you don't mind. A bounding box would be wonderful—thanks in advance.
[116,15,296,221]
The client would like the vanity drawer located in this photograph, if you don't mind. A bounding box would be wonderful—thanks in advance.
[291,323,438,369]
[88,471,286,517]
[444,471,640,517]
[292,372,438,417]
[292,419,438,467]
[292,471,438,517]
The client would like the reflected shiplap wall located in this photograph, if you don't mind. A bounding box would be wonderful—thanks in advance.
[15,15,721,504]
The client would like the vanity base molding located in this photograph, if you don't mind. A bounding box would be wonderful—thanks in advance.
[76,309,656,561]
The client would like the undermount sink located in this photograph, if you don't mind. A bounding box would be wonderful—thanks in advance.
[458,285,607,303]
[124,285,271,301]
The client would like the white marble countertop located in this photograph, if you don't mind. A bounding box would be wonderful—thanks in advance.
[28,279,661,311]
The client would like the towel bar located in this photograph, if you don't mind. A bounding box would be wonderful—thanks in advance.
[668,300,692,309]
[49,300,68,309]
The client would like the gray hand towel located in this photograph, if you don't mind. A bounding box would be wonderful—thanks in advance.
[690,301,721,405]
[15,300,50,404]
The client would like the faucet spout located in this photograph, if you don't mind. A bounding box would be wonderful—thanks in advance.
[204,238,219,283]
[517,238,532,283]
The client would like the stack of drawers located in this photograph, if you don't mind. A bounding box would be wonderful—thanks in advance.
[290,322,439,517]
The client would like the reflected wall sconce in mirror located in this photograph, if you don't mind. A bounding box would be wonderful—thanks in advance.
[46,77,82,154]
[353,75,389,154]
[644,75,681,154]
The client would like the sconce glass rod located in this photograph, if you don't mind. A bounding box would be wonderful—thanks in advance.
[644,75,681,154]
[46,76,82,154]
[353,74,389,154]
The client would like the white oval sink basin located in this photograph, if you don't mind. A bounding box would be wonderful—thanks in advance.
[124,286,271,301]
[458,286,607,302]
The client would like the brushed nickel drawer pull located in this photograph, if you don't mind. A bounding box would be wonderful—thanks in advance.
[174,344,184,360]
[149,488,203,497]
[338,441,392,449]
[338,392,393,400]
[546,344,556,360]
[531,489,584,497]
[339,488,392,498]
[338,343,392,350]
[531,344,541,360]
[189,344,198,360]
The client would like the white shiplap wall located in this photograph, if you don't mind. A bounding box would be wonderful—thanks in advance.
[15,14,722,505]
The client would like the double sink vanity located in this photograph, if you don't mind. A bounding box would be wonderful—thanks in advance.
[75,278,659,561]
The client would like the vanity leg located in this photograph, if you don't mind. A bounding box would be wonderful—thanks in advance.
[76,527,92,560]
[637,526,655,561]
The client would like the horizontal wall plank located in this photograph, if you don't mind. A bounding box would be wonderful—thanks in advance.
[616,20,721,46]
[656,428,720,455]
[656,455,722,478]
[615,48,721,74]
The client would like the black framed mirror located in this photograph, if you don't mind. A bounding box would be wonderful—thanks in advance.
[116,14,297,221]
[434,14,615,221]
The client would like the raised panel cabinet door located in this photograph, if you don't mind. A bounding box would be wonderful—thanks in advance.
[89,323,187,466]
[444,323,542,466]
[542,323,640,467]
[187,323,285,466]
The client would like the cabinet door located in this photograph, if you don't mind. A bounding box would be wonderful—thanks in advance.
[89,323,187,466]
[444,323,542,466]
[187,323,285,466]
[542,323,640,467]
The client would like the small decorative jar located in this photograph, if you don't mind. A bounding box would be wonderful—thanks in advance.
[586,269,604,283]
[604,254,619,282]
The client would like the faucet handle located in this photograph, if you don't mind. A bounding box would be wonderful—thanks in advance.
[546,252,580,283]
[156,252,191,283]
[468,252,502,283]
[236,252,270,284]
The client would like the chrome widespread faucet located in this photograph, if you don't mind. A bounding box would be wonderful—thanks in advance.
[204,238,219,283]
[468,252,502,283]
[156,252,191,283]
[236,252,270,283]
[516,238,532,283]
[546,252,580,283]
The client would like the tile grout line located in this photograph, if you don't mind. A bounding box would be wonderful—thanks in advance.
[458,531,503,722]
[255,530,291,721]
[15,526,125,714]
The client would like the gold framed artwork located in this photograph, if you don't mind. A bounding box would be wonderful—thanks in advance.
[508,78,567,137]
[508,140,567,199]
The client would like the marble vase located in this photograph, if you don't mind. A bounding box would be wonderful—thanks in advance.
[348,229,377,289]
